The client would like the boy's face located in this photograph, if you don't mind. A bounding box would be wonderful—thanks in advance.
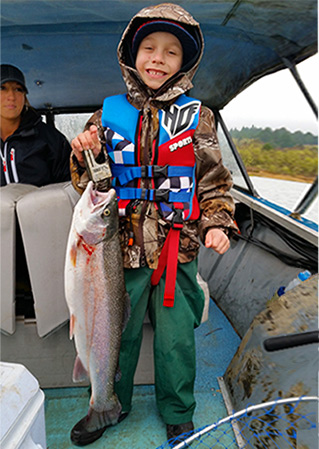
[135,31,183,90]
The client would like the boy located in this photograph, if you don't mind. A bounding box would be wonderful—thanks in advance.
[70,3,237,446]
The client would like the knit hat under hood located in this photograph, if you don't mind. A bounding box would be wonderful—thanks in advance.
[117,3,204,103]
[131,20,199,69]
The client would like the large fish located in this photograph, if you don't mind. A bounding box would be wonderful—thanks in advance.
[65,180,130,425]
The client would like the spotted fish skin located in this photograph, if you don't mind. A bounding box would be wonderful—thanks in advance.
[65,181,130,423]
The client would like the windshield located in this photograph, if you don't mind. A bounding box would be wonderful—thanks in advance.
[54,113,92,143]
[216,124,250,192]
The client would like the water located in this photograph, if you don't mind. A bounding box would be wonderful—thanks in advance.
[251,177,318,224]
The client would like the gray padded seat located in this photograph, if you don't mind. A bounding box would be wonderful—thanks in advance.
[1,182,79,336]
[1,184,38,334]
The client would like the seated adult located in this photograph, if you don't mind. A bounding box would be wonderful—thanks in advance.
[1,64,73,328]
[1,64,71,186]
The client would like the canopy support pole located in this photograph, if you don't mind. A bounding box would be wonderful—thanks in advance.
[282,57,318,118]
[290,176,318,219]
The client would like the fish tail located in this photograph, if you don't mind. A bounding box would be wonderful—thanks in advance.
[86,401,122,431]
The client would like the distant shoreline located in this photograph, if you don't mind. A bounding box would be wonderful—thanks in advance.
[247,170,315,184]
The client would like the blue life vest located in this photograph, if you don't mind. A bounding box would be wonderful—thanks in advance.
[101,94,201,222]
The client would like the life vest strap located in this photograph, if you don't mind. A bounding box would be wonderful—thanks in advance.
[115,186,190,203]
[111,164,194,185]
[151,209,183,307]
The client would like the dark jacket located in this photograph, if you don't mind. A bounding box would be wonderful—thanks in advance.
[1,108,71,187]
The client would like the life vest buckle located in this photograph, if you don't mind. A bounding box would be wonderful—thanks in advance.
[154,189,170,202]
[153,165,168,178]
[139,165,168,179]
[171,208,184,229]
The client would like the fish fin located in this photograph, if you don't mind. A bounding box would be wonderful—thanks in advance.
[72,356,89,383]
[122,292,131,332]
[69,314,75,339]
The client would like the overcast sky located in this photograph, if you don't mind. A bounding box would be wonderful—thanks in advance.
[222,54,318,135]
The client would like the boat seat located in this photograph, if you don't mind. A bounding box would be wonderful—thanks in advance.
[1,184,38,334]
[16,182,80,337]
[1,182,80,337]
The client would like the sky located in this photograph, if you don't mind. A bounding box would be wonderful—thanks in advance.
[222,54,318,135]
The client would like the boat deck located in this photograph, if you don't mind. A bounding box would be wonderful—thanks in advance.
[44,299,241,448]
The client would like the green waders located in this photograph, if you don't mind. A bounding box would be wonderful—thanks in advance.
[114,259,205,425]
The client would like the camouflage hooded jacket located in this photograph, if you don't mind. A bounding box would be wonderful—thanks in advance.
[70,3,237,269]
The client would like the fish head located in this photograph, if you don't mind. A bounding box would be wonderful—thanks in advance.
[74,181,119,245]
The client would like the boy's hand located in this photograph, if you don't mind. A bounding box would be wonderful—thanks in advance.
[71,125,102,167]
[205,228,230,254]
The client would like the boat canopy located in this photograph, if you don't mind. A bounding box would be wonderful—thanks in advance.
[1,0,317,112]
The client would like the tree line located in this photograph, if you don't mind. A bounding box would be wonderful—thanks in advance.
[230,125,317,149]
[229,127,318,181]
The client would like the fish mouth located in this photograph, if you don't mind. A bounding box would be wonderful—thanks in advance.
[81,182,118,220]
[87,182,116,209]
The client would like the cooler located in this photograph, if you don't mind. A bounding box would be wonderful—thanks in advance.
[0,362,46,449]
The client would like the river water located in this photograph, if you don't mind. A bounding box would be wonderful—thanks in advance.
[250,177,318,224]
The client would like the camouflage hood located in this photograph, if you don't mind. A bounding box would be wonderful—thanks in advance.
[117,3,204,108]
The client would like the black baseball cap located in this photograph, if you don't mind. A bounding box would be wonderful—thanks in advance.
[1,64,28,93]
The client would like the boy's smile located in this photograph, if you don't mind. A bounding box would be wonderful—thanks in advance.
[135,31,183,90]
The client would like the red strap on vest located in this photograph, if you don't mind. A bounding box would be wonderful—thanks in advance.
[151,210,183,307]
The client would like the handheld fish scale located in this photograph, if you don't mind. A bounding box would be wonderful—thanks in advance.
[83,148,112,192]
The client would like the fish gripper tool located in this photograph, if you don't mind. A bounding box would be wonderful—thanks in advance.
[83,148,112,192]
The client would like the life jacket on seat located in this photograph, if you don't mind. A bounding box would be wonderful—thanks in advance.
[101,94,201,306]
